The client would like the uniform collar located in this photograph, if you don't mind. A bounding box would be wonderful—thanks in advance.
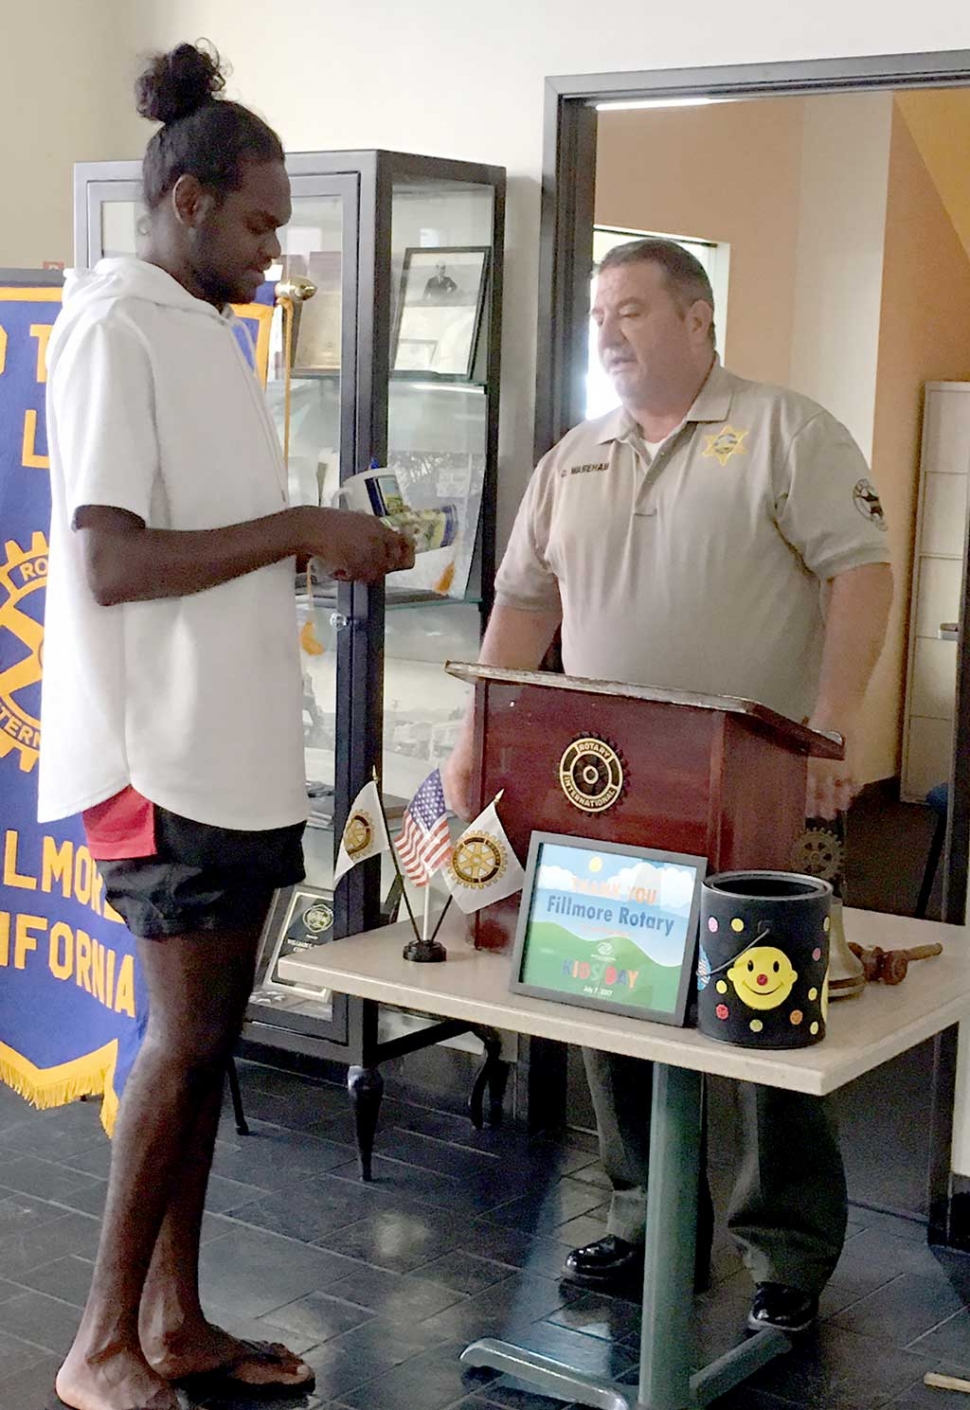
[593,357,735,445]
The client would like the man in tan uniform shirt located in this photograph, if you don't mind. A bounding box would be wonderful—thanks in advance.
[445,238,893,1333]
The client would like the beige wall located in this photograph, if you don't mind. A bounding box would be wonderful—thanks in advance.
[0,1,139,268]
[787,93,892,462]
[5,2,970,533]
[594,100,805,385]
[788,94,895,784]
[596,93,894,461]
[867,103,970,787]
[120,0,970,548]
[896,89,970,261]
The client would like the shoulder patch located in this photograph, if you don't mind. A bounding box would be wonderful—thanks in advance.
[852,478,888,531]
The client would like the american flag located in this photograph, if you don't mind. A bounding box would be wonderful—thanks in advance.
[396,769,452,886]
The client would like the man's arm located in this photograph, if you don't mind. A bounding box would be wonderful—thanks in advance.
[806,562,893,819]
[442,604,562,818]
[75,504,414,606]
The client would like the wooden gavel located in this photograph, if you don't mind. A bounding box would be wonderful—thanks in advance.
[847,942,943,985]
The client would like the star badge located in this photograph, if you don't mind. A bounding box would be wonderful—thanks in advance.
[702,424,749,466]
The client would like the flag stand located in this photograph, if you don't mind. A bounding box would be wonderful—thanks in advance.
[402,884,448,964]
[403,888,452,960]
[372,770,448,963]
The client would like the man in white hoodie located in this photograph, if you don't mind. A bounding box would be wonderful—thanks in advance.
[39,43,412,1410]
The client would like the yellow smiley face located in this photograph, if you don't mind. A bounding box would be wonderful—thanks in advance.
[727,946,799,1010]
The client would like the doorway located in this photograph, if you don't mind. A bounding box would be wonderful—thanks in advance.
[536,51,970,1235]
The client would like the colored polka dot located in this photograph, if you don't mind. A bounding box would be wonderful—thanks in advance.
[809,988,818,1001]
[810,1021,819,1035]
[749,1019,763,1033]
[812,947,822,961]
[716,1004,729,1020]
[823,918,831,933]
[731,918,745,933]
[708,917,718,932]
[716,980,728,994]
[790,1010,804,1025]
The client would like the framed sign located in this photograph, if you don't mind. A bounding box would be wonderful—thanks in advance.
[252,884,336,1007]
[391,246,489,380]
[509,833,707,1026]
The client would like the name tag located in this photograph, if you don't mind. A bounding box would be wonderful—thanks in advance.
[561,461,609,477]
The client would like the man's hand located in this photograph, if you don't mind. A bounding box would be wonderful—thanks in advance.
[75,503,414,607]
[805,727,856,821]
[442,730,475,821]
[440,604,562,823]
[803,563,892,820]
[299,507,414,583]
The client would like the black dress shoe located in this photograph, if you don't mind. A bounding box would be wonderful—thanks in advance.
[562,1234,643,1289]
[747,1283,819,1334]
[563,1233,712,1294]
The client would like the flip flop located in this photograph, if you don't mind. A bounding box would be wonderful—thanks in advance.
[176,1338,316,1401]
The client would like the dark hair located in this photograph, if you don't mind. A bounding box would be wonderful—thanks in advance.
[597,237,716,346]
[136,42,284,209]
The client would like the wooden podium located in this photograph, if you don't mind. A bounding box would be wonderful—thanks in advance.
[446,664,844,953]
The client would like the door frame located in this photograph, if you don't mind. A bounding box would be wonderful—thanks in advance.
[535,48,970,1242]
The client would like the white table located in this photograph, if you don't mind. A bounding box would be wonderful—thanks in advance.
[280,907,970,1410]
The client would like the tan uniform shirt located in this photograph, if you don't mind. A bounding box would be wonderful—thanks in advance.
[495,361,890,722]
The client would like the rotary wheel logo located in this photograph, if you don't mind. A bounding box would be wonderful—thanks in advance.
[451,833,505,889]
[0,532,47,774]
[343,810,373,858]
[792,827,843,882]
[302,902,334,934]
[559,736,625,813]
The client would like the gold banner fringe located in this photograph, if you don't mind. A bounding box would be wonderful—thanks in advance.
[0,1039,120,1137]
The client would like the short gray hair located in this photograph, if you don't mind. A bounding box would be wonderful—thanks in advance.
[597,237,716,346]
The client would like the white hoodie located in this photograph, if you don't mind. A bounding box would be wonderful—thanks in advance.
[38,257,308,830]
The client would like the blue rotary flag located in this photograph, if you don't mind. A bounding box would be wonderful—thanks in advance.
[0,284,147,1132]
[0,283,277,1132]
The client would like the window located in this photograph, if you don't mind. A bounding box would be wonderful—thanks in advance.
[586,226,730,419]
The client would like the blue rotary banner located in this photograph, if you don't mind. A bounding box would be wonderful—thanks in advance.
[0,283,276,1133]
[0,285,146,1133]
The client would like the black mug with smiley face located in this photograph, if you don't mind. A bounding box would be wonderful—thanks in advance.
[697,872,832,1049]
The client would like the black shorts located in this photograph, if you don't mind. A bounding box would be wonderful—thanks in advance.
[97,805,306,940]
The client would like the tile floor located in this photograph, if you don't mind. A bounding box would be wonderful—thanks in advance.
[1,1058,969,1410]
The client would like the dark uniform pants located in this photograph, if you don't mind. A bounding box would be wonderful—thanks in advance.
[582,1048,848,1294]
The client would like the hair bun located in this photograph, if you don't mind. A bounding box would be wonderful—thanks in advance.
[135,42,226,125]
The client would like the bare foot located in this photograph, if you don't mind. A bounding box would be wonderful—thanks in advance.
[145,1321,313,1388]
[55,1347,178,1410]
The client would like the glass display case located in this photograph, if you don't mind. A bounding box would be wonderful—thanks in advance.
[74,151,507,1167]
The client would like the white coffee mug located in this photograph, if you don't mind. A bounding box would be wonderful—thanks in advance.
[332,468,406,517]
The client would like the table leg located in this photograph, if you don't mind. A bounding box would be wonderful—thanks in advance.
[348,1064,384,1182]
[638,1063,702,1409]
[638,1064,791,1410]
[464,1061,790,1410]
[226,1057,249,1137]
[459,1341,629,1410]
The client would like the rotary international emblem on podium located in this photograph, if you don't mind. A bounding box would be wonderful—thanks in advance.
[558,736,625,813]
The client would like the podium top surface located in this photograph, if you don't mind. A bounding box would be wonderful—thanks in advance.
[278,908,969,1097]
[446,662,844,760]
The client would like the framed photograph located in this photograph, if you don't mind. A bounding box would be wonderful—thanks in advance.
[252,884,336,1005]
[509,833,707,1026]
[391,246,489,381]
